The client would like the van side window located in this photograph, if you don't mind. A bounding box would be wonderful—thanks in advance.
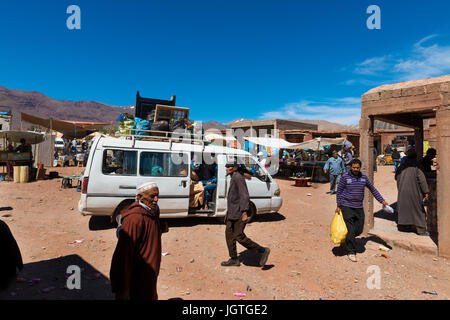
[239,157,266,181]
[102,149,137,175]
[140,152,188,177]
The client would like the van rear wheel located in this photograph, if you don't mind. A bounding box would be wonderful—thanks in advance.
[111,200,134,227]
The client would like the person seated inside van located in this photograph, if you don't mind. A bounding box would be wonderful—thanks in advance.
[194,163,217,210]
[189,171,204,209]
[151,165,163,176]
[240,164,257,180]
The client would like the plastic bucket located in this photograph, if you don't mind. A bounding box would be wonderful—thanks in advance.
[13,166,21,183]
[20,166,29,183]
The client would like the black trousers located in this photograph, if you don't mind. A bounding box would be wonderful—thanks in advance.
[225,218,260,259]
[340,206,365,254]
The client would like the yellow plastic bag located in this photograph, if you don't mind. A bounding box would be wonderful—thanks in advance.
[330,209,348,244]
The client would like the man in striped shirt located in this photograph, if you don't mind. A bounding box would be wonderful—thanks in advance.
[335,159,389,262]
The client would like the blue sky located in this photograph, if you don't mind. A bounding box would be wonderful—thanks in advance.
[1,0,449,125]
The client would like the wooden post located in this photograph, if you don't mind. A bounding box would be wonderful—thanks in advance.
[360,115,375,234]
[414,123,424,159]
[50,118,54,166]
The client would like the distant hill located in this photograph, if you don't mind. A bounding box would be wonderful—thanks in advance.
[203,120,230,131]
[1,85,412,132]
[0,85,134,130]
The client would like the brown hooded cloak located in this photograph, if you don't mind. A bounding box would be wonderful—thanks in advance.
[110,201,162,300]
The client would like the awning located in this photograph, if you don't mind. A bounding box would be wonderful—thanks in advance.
[0,130,46,144]
[292,137,346,151]
[245,136,347,150]
[20,112,110,138]
[85,131,104,140]
[244,137,301,149]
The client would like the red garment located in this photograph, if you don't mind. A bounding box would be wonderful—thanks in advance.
[110,202,162,300]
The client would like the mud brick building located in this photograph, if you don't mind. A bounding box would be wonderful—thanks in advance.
[359,74,450,258]
[229,119,318,137]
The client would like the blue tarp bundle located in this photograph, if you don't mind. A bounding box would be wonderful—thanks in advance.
[117,113,125,122]
[135,117,151,136]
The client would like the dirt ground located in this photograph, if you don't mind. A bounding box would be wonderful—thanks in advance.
[0,165,449,300]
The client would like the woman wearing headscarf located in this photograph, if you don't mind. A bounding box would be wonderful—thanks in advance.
[395,146,430,236]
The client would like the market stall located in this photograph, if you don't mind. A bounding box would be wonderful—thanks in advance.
[0,130,45,182]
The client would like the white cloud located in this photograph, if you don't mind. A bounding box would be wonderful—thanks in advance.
[354,55,393,76]
[259,98,361,125]
[346,34,450,84]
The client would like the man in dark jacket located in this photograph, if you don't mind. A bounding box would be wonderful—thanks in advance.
[392,148,401,173]
[221,160,270,268]
[110,181,168,300]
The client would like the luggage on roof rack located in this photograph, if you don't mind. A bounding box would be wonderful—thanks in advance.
[135,91,176,120]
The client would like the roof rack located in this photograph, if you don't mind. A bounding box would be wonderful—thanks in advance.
[115,128,209,150]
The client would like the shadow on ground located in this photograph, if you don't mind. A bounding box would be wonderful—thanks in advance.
[374,202,398,223]
[331,235,392,257]
[87,211,286,230]
[0,207,13,212]
[238,249,275,270]
[166,212,286,228]
[89,216,115,231]
[373,202,438,246]
[252,212,286,223]
[0,254,114,300]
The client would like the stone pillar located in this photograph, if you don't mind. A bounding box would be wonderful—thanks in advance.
[436,94,450,258]
[360,115,375,234]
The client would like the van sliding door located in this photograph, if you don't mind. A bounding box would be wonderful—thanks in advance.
[215,154,228,214]
[137,151,190,216]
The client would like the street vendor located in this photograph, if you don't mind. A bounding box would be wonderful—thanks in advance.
[14,138,31,153]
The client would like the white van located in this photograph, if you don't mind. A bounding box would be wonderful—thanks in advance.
[78,135,283,222]
[55,137,65,150]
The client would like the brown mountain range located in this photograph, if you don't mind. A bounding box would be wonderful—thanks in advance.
[0,85,405,132]
[0,85,134,130]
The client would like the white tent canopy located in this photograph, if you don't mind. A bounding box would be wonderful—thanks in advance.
[245,136,346,150]
[205,133,237,142]
[290,137,346,151]
[245,136,301,149]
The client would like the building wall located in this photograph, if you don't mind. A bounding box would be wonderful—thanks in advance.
[0,116,11,131]
[31,133,53,167]
[283,133,305,143]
